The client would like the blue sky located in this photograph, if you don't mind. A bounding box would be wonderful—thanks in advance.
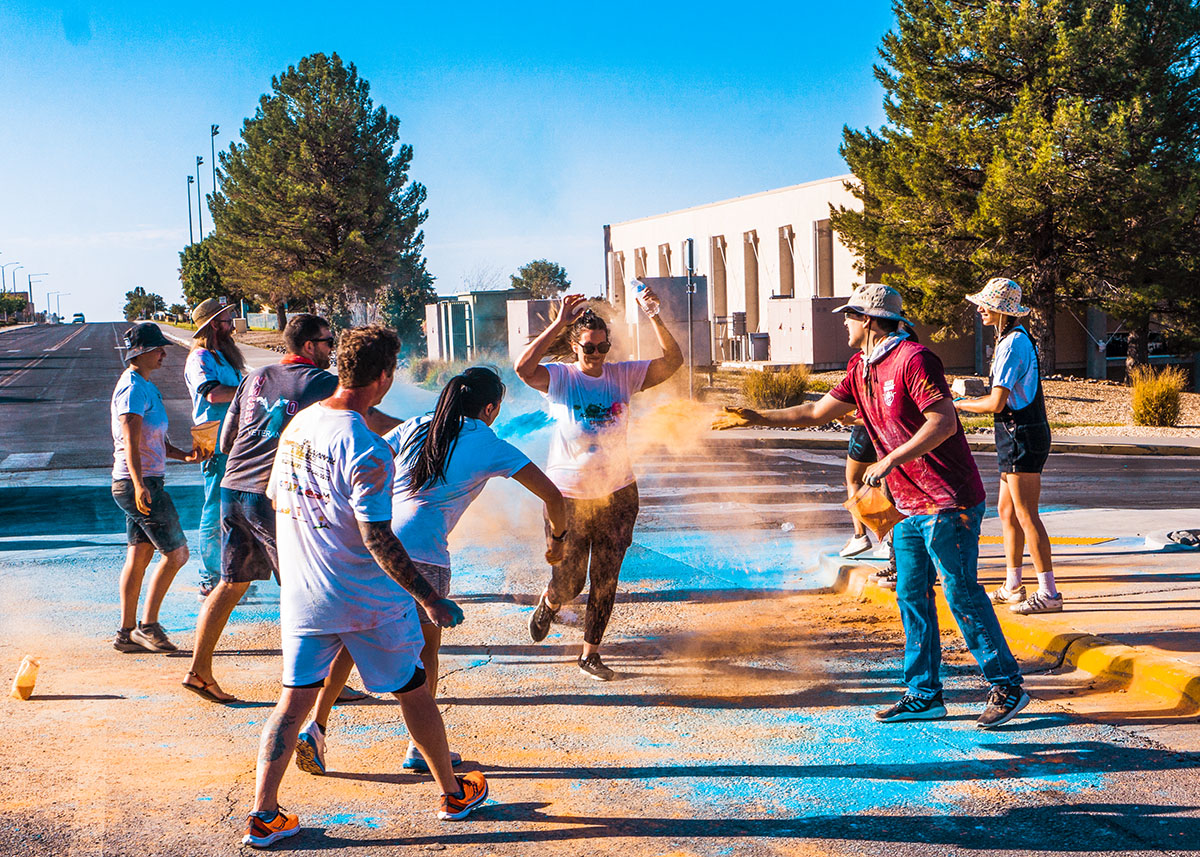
[0,1,895,321]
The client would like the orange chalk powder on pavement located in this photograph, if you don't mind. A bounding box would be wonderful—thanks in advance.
[9,655,39,701]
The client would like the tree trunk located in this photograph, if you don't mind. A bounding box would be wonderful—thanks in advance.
[1125,317,1151,376]
[1027,214,1060,374]
[275,304,286,331]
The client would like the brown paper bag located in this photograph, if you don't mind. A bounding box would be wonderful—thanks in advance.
[190,420,220,459]
[843,483,906,541]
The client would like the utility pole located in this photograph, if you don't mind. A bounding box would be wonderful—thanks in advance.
[210,124,219,194]
[187,176,195,245]
[196,156,204,237]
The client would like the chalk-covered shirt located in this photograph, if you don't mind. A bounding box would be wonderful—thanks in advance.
[268,404,415,635]
[184,348,243,449]
[111,368,170,480]
[543,360,651,499]
[830,341,985,516]
[383,416,531,567]
[990,326,1040,411]
[221,360,338,494]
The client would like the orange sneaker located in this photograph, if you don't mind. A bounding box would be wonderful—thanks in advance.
[241,807,300,848]
[437,771,488,820]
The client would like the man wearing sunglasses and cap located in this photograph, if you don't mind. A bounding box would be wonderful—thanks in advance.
[714,283,1028,729]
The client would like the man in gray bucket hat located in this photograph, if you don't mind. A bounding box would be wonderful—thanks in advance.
[714,283,1029,729]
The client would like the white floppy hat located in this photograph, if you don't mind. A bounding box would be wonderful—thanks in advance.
[832,283,912,326]
[965,277,1031,316]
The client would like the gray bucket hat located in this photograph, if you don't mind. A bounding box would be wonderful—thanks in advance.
[123,322,171,361]
[832,283,912,326]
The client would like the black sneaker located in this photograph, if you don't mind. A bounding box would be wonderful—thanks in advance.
[976,684,1029,729]
[578,653,615,681]
[875,691,946,722]
[873,561,898,591]
[528,595,558,643]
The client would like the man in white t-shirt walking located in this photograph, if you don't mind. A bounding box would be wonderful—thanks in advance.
[242,326,488,848]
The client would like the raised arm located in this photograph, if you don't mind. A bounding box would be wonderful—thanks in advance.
[712,392,857,430]
[511,462,568,564]
[514,293,587,393]
[358,520,464,628]
[640,288,684,390]
[365,406,403,436]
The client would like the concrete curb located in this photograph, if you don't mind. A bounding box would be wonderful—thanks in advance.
[707,429,1200,457]
[824,558,1200,713]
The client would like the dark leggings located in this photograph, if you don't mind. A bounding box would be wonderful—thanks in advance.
[545,482,640,646]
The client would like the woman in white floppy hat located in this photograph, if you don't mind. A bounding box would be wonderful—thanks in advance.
[955,277,1061,615]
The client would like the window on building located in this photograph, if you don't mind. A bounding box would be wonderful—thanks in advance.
[744,230,760,332]
[814,219,834,298]
[778,225,795,298]
[611,251,626,309]
[711,236,727,317]
[634,247,647,280]
[658,243,672,277]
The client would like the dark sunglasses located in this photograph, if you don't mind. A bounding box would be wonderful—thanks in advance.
[579,341,611,355]
[309,336,335,345]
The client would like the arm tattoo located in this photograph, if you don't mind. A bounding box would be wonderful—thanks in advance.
[359,521,439,605]
[259,711,298,764]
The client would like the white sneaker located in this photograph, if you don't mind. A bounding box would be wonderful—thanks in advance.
[839,534,872,557]
[402,742,462,773]
[869,540,893,559]
[989,584,1026,605]
[1011,591,1064,615]
[294,721,326,775]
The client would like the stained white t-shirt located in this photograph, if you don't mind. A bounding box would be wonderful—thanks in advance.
[383,416,531,567]
[991,327,1040,411]
[268,404,416,635]
[185,347,243,426]
[543,360,651,499]
[111,368,169,480]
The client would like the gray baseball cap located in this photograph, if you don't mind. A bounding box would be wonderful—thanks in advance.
[832,283,912,326]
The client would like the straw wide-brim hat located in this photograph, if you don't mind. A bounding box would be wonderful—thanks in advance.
[832,283,913,326]
[191,298,235,337]
[966,277,1031,317]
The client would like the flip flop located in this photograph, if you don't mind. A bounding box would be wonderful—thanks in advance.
[336,685,369,703]
[182,671,240,704]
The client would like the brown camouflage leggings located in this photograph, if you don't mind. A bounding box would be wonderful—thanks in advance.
[545,482,639,646]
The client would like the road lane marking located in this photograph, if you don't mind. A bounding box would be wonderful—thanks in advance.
[78,347,92,351]
[0,324,90,389]
[0,452,54,470]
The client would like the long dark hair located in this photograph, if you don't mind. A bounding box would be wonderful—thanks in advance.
[402,366,506,492]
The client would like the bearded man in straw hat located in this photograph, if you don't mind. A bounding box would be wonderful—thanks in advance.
[713,283,1030,729]
[186,298,247,595]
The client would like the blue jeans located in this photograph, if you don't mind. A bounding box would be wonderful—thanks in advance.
[892,501,1022,698]
[198,453,227,588]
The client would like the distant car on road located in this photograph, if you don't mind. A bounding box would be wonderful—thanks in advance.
[71,313,86,324]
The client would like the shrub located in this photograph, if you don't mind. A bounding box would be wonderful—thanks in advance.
[741,366,811,409]
[1129,365,1187,427]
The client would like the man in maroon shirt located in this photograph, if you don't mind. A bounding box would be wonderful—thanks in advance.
[714,284,1028,729]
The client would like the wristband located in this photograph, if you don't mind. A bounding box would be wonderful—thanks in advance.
[551,529,568,542]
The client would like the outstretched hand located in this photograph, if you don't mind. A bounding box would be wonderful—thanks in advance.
[426,597,465,629]
[712,406,759,431]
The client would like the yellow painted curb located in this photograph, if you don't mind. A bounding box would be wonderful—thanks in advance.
[829,560,1200,712]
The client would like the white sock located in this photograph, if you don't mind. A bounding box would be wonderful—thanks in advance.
[1005,567,1023,590]
[1036,573,1058,598]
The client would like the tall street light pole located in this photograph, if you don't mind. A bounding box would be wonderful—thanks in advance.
[195,156,205,237]
[55,292,71,319]
[47,290,62,320]
[187,176,195,245]
[210,124,219,194]
[0,261,20,293]
[11,265,24,293]
[27,273,47,319]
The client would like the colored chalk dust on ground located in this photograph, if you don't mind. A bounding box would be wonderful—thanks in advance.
[979,536,1115,546]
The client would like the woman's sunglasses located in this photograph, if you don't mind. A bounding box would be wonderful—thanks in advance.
[578,341,611,355]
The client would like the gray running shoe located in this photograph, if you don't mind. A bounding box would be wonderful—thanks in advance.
[130,621,176,653]
[578,653,615,681]
[989,584,1026,605]
[976,684,1029,729]
[875,691,946,722]
[1011,591,1063,615]
[113,628,145,653]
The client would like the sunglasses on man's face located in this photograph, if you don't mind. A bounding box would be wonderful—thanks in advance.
[309,337,335,345]
[578,341,611,355]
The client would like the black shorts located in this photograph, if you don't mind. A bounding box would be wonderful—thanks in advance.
[111,477,187,553]
[995,420,1051,474]
[221,488,278,583]
[847,424,878,464]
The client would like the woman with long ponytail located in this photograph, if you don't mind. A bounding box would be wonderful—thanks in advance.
[302,367,567,776]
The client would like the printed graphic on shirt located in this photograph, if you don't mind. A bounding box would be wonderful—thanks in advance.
[575,401,627,432]
[275,437,334,529]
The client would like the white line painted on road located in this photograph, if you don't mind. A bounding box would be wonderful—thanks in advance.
[78,347,91,351]
[0,452,54,470]
[5,349,17,353]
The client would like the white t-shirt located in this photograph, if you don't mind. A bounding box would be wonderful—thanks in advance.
[543,360,651,499]
[991,326,1040,411]
[111,368,169,480]
[185,347,243,426]
[268,404,416,635]
[383,416,531,567]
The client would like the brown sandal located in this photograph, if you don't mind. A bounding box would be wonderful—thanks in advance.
[182,671,239,704]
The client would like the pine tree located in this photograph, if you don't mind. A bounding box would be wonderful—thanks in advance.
[209,52,431,331]
[377,250,437,356]
[833,0,1200,371]
[178,237,239,309]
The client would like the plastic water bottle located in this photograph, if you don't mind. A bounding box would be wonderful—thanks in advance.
[9,655,39,701]
[631,279,660,318]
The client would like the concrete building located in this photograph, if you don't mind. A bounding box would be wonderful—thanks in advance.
[425,288,531,362]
